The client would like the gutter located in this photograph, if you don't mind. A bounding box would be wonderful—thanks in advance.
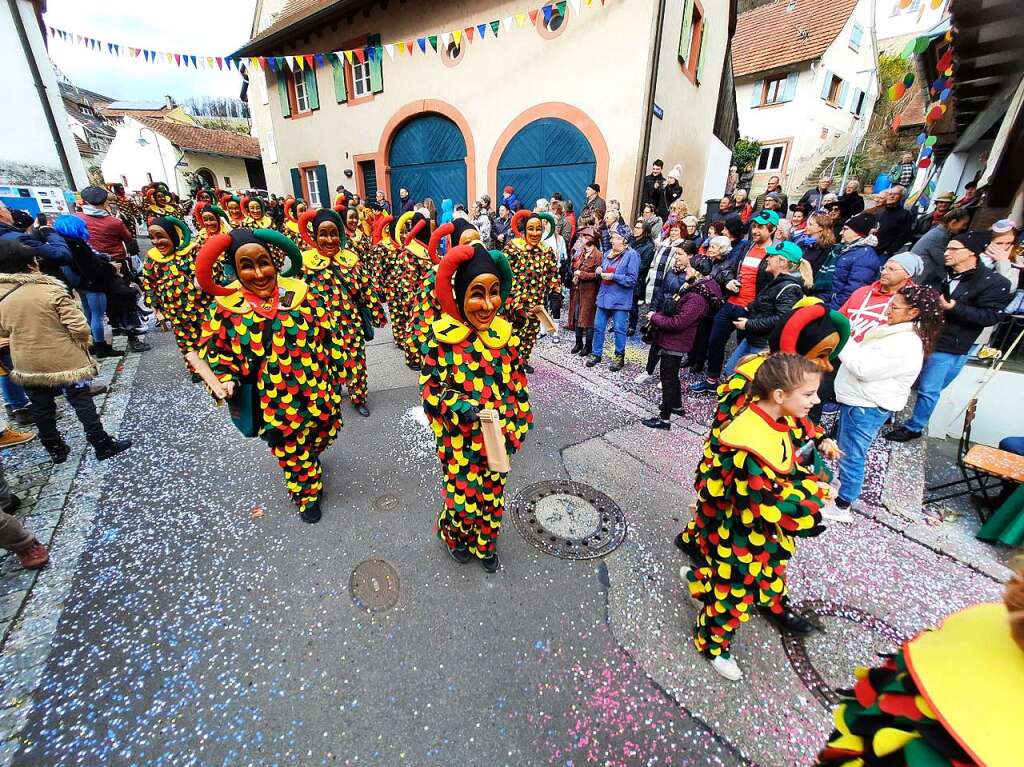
[8,0,78,189]
[632,0,668,220]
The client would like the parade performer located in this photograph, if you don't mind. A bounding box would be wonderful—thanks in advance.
[503,210,560,373]
[297,209,386,416]
[342,206,369,255]
[676,299,850,640]
[391,211,433,370]
[817,566,1024,767]
[281,197,307,246]
[195,228,342,523]
[143,215,207,358]
[143,182,178,219]
[220,193,246,228]
[363,211,393,288]
[420,242,533,572]
[680,353,833,681]
[241,196,274,229]
[192,202,230,246]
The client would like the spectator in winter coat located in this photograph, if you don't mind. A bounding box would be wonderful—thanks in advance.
[798,176,833,210]
[733,189,754,224]
[724,240,805,375]
[982,217,1019,281]
[912,191,956,238]
[492,204,513,249]
[873,186,916,257]
[663,165,683,219]
[647,226,687,303]
[838,180,865,218]
[0,204,71,282]
[76,186,137,263]
[753,176,788,213]
[399,188,415,214]
[581,183,606,222]
[52,216,119,359]
[628,220,657,335]
[889,152,916,188]
[566,230,603,357]
[827,212,881,311]
[686,236,732,373]
[640,204,663,241]
[641,159,667,218]
[600,209,630,253]
[912,208,971,285]
[794,212,838,275]
[887,230,1012,442]
[840,251,923,342]
[585,229,639,372]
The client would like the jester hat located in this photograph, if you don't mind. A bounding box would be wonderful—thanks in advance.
[395,211,431,249]
[283,196,305,223]
[511,209,556,240]
[196,228,301,296]
[333,192,348,212]
[769,297,851,366]
[194,201,229,231]
[435,242,513,325]
[144,181,171,203]
[372,213,394,245]
[241,195,265,217]
[297,208,348,250]
[147,215,191,251]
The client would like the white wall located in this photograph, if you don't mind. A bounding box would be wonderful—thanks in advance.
[701,136,732,202]
[101,117,183,194]
[735,0,877,196]
[875,0,948,48]
[928,366,1024,447]
[0,1,87,188]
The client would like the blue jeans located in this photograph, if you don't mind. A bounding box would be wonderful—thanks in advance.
[0,348,27,410]
[724,338,766,377]
[80,290,107,345]
[904,351,969,433]
[592,307,629,358]
[837,404,892,504]
[705,302,746,379]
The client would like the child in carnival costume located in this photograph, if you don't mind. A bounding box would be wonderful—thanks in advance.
[195,228,342,524]
[192,202,231,247]
[241,196,273,230]
[391,211,434,370]
[143,182,178,218]
[420,242,533,573]
[502,210,561,373]
[143,216,208,359]
[680,353,837,681]
[297,209,387,417]
[817,566,1024,767]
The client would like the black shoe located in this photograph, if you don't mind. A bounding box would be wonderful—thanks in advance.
[88,383,108,397]
[300,503,322,524]
[522,363,535,374]
[580,344,593,357]
[609,355,625,372]
[627,326,637,337]
[758,605,819,635]
[90,342,121,359]
[93,435,132,461]
[670,407,685,417]
[3,495,21,514]
[128,337,151,352]
[884,426,922,443]
[112,327,128,337]
[674,532,703,563]
[569,342,584,355]
[445,541,471,564]
[585,355,602,368]
[44,442,70,464]
[354,403,370,417]
[481,552,500,573]
[406,361,422,372]
[642,416,671,430]
[10,408,33,426]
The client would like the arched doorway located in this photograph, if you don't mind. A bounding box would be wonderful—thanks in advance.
[496,118,596,213]
[388,114,468,209]
[195,167,217,189]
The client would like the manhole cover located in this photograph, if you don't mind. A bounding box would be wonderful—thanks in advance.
[349,559,400,612]
[781,600,907,708]
[510,480,627,560]
[373,493,401,513]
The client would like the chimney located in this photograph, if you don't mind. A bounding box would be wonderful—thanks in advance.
[164,95,176,108]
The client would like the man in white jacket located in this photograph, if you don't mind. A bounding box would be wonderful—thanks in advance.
[827,283,944,522]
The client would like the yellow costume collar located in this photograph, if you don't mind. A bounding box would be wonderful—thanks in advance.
[284,220,299,234]
[431,312,512,349]
[406,240,430,262]
[719,404,795,474]
[146,241,195,264]
[244,215,273,229]
[302,247,358,271]
[214,276,308,315]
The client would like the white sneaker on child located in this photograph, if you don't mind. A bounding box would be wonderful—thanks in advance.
[633,372,651,384]
[820,500,855,523]
[711,655,743,682]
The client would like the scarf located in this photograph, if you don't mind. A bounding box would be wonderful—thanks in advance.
[83,204,110,218]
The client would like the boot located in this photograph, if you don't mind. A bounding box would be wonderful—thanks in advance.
[569,329,584,355]
[91,434,132,461]
[582,328,594,356]
[42,437,71,464]
[128,335,151,352]
[609,354,625,372]
[90,342,121,359]
[10,407,33,426]
[300,502,322,524]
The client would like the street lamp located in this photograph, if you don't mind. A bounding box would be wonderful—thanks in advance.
[137,127,172,194]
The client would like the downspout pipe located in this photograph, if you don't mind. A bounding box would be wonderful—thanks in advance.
[632,0,668,221]
[8,0,78,190]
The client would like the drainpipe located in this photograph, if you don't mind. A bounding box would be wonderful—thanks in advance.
[632,0,668,221]
[8,0,78,189]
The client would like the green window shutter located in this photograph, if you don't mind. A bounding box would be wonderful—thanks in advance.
[304,67,319,111]
[314,165,329,207]
[290,168,302,199]
[678,0,694,63]
[368,33,384,94]
[330,55,348,103]
[695,20,707,82]
[277,71,291,118]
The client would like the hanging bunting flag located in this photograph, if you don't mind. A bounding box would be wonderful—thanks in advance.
[384,43,395,60]
[190,54,198,68]
[405,40,414,55]
[490,20,500,36]
[428,35,438,51]
[344,50,354,65]
[515,12,526,26]
[557,2,567,17]
[417,37,427,53]
[453,29,462,44]
[464,27,474,42]
[441,31,451,47]
[354,48,366,64]
[528,9,538,24]
[541,6,552,24]
[503,16,514,31]
[477,23,487,39]
[568,0,580,13]
[267,56,278,71]
[314,52,325,66]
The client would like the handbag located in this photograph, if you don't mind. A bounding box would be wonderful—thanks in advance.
[227,375,262,438]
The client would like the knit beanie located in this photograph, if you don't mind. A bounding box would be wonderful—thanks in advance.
[845,212,877,237]
[887,251,924,279]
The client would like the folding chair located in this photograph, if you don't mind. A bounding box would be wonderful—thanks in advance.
[922,398,1024,521]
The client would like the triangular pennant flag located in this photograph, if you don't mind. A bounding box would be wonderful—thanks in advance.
[428,35,438,51]
[558,1,568,18]
[417,37,426,53]
[477,23,487,38]
[354,48,366,64]
[464,27,474,42]
[107,43,114,54]
[166,52,174,64]
[453,29,462,44]
[295,55,305,70]
[490,20,501,36]
[405,40,414,55]
[344,50,354,64]
[537,7,547,24]
[568,0,579,12]
[365,48,375,62]
[190,55,197,68]
[384,43,395,60]
[143,49,150,62]
[441,31,451,46]
[207,56,214,68]
[586,0,593,6]
[315,52,325,67]
[503,16,513,31]
[75,35,82,45]
[257,57,266,71]
[515,13,526,26]
[267,57,277,71]
[304,54,314,68]
[174,53,181,66]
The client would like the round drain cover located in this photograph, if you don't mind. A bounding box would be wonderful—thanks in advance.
[781,600,906,708]
[373,493,401,513]
[510,480,627,560]
[349,559,400,612]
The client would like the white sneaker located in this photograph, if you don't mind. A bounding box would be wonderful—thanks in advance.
[679,566,702,607]
[711,655,743,682]
[633,372,651,384]
[821,500,855,523]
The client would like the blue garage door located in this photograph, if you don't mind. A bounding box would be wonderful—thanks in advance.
[497,118,596,214]
[388,114,468,209]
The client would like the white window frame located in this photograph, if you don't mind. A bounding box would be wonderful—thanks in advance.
[294,72,310,113]
[756,143,786,173]
[305,167,320,208]
[351,59,372,98]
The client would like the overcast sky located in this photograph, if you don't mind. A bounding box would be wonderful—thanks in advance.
[43,0,258,102]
